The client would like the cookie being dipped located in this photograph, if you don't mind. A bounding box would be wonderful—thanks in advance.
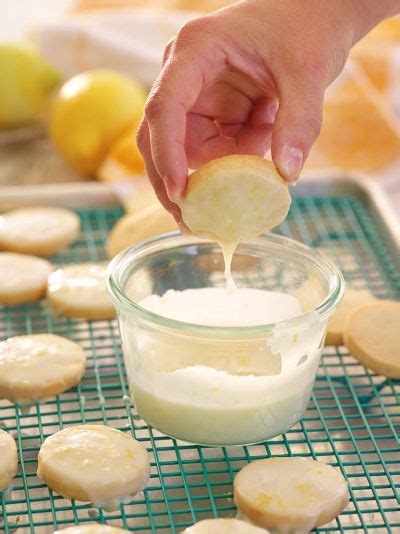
[179,156,291,245]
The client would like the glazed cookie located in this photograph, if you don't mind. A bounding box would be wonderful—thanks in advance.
[0,252,53,305]
[38,425,150,504]
[183,518,268,533]
[54,525,129,534]
[0,207,80,256]
[0,334,86,404]
[179,156,291,244]
[326,287,375,346]
[234,458,349,533]
[0,429,18,490]
[344,300,400,378]
[47,263,115,320]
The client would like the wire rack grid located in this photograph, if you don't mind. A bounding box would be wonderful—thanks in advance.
[0,194,399,533]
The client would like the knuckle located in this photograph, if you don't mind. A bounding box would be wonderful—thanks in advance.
[162,39,174,65]
[290,48,327,83]
[144,93,165,122]
[175,18,207,47]
[136,123,146,151]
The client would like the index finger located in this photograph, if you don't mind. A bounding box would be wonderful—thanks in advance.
[136,120,182,221]
[145,30,225,197]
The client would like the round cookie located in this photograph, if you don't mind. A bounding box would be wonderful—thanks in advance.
[326,287,375,346]
[54,525,129,534]
[0,334,86,404]
[0,429,18,490]
[47,263,115,320]
[38,424,150,504]
[344,300,400,378]
[0,207,80,256]
[0,252,53,305]
[179,156,291,244]
[107,207,177,258]
[234,458,349,532]
[183,518,268,533]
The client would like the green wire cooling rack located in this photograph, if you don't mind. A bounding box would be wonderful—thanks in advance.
[0,187,399,533]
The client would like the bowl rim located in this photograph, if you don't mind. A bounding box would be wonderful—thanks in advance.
[106,232,344,337]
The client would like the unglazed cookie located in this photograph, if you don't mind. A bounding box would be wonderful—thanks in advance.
[0,334,86,404]
[326,287,376,346]
[38,425,150,504]
[0,252,53,305]
[54,525,129,534]
[234,458,349,533]
[183,518,268,533]
[179,156,291,244]
[47,263,115,320]
[344,300,400,378]
[107,205,176,258]
[0,207,80,256]
[0,429,18,490]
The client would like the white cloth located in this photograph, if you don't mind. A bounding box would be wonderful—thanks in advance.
[34,9,197,87]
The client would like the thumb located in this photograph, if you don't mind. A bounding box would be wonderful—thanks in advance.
[271,81,325,182]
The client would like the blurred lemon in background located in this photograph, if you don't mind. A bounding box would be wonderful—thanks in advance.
[0,44,61,129]
[49,69,146,175]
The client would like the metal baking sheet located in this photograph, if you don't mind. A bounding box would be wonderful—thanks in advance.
[0,171,398,254]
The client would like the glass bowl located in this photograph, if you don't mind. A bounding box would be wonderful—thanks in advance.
[106,232,344,447]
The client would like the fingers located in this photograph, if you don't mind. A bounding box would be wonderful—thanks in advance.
[236,96,277,153]
[162,38,174,66]
[271,80,325,181]
[144,20,226,197]
[190,70,263,122]
[136,121,182,222]
[185,97,275,167]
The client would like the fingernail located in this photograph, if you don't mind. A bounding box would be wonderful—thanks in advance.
[266,101,279,123]
[278,145,303,181]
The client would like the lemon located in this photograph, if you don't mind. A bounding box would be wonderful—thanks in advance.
[179,155,291,245]
[0,44,61,129]
[49,69,146,175]
[97,124,145,182]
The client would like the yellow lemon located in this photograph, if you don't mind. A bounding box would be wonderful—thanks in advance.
[97,124,145,182]
[0,44,60,129]
[49,69,146,175]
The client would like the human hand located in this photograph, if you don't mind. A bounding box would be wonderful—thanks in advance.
[137,0,399,220]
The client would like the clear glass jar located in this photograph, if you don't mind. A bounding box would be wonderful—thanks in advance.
[106,232,344,447]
